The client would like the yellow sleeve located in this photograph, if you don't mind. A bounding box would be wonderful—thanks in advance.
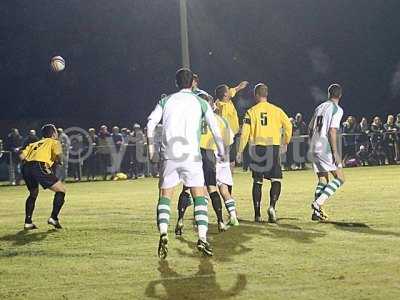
[280,109,293,144]
[21,144,32,160]
[228,88,237,98]
[215,100,223,117]
[238,112,251,153]
[52,140,62,157]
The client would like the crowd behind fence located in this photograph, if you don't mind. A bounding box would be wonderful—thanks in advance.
[1,114,399,185]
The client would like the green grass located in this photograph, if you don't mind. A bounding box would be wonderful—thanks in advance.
[0,166,399,300]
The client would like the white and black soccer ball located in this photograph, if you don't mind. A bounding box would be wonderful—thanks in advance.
[50,56,65,72]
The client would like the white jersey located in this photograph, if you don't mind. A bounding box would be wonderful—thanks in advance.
[147,89,225,161]
[310,100,343,154]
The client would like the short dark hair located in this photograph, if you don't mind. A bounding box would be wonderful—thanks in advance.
[198,93,213,104]
[198,93,208,101]
[254,83,268,98]
[176,68,194,89]
[41,124,57,138]
[193,73,199,83]
[328,83,342,99]
[215,84,228,100]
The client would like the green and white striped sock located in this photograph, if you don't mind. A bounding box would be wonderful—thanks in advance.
[224,198,237,219]
[314,182,327,200]
[157,197,171,235]
[194,196,208,241]
[315,178,344,206]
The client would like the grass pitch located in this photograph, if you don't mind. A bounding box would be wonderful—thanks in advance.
[0,166,399,300]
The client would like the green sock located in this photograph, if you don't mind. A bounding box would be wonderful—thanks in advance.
[157,197,171,235]
[194,196,208,241]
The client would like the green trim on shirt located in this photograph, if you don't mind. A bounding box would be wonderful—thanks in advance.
[158,95,171,108]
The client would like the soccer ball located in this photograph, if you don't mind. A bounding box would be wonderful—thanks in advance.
[50,56,65,72]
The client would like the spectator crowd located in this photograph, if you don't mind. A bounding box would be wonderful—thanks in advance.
[1,112,399,185]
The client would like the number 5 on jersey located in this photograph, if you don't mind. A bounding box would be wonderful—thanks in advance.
[260,112,268,126]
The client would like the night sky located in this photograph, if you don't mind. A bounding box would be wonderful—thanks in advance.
[1,0,400,135]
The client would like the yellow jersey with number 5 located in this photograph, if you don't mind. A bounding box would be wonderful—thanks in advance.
[21,138,62,167]
[239,101,292,152]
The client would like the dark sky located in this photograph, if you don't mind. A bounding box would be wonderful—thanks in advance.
[1,0,400,134]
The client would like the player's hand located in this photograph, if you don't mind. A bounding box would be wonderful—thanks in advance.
[236,152,242,164]
[148,144,155,162]
[333,152,342,167]
[217,153,226,163]
[280,144,288,154]
[238,81,249,90]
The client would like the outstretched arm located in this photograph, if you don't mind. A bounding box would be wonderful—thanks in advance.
[146,104,163,161]
[233,81,249,93]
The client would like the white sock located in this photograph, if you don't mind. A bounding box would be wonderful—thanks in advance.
[225,198,237,219]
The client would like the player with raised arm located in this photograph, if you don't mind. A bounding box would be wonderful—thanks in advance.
[20,124,67,230]
[309,84,345,221]
[147,68,225,259]
[174,93,238,235]
[215,81,249,173]
[237,83,292,223]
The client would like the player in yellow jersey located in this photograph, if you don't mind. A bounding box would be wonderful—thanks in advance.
[238,83,292,223]
[215,81,249,170]
[19,124,66,230]
[175,93,239,234]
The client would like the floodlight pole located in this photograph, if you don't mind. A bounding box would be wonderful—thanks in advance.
[179,0,190,68]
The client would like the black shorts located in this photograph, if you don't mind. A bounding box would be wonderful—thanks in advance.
[22,161,59,190]
[229,134,239,163]
[201,148,216,186]
[249,145,282,180]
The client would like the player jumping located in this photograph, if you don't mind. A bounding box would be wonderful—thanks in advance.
[309,84,345,221]
[147,68,225,259]
[20,124,67,230]
[237,83,292,223]
[175,93,239,235]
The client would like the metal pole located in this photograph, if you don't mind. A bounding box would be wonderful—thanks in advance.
[179,0,190,68]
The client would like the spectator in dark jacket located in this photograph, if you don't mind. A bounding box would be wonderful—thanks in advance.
[383,115,398,164]
[111,126,124,176]
[97,125,111,180]
[5,128,23,185]
[358,117,370,146]
[131,124,145,178]
[395,113,400,129]
[23,130,39,148]
[56,128,71,182]
[370,116,384,150]
[85,128,98,181]
[292,113,308,169]
[342,116,361,160]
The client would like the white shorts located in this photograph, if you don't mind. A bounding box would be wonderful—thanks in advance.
[216,161,233,186]
[311,152,339,173]
[159,159,205,189]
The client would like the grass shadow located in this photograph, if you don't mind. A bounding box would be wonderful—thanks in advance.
[145,259,246,300]
[175,223,265,262]
[234,219,326,244]
[322,221,400,238]
[264,223,326,244]
[0,229,58,247]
